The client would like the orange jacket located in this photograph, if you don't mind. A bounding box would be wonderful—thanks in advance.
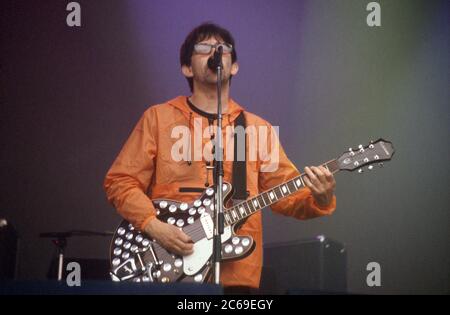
[104,96,336,288]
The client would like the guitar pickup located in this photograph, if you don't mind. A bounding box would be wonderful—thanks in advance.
[200,213,214,239]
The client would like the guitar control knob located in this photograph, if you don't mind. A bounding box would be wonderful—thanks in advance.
[234,246,243,255]
[224,244,233,254]
[241,238,250,247]
[174,259,183,268]
[163,263,172,272]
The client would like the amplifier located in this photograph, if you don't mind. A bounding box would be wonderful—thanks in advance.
[261,236,347,294]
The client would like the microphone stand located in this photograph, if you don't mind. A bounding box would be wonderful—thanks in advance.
[210,47,224,285]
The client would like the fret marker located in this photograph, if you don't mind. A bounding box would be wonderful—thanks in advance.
[253,200,258,208]
[296,179,301,187]
[282,186,287,194]
[225,213,230,223]
[269,192,275,200]
[239,206,245,216]
[231,210,237,219]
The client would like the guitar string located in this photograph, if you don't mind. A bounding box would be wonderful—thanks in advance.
[162,177,309,239]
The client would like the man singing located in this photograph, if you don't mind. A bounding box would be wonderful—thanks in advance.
[104,22,336,289]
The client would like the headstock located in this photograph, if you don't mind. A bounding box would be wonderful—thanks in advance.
[337,139,394,172]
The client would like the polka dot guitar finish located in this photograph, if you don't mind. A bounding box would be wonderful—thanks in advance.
[109,183,256,284]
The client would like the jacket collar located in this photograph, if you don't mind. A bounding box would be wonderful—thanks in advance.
[167,96,244,124]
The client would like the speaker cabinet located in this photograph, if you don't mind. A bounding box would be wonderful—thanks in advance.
[261,236,347,294]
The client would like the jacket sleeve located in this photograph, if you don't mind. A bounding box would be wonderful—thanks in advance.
[257,122,336,220]
[103,108,158,230]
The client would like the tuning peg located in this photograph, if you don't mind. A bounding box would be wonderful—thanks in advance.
[368,165,374,170]
[349,148,355,156]
[358,144,365,153]
[369,141,375,149]
[379,163,384,168]
[358,168,363,173]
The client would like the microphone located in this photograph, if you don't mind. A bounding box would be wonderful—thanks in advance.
[207,45,223,72]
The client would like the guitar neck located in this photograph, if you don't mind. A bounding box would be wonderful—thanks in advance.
[224,159,340,226]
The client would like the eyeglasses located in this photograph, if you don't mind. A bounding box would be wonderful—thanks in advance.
[193,43,233,55]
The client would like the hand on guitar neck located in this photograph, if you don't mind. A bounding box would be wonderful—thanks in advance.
[144,219,194,256]
[303,166,336,208]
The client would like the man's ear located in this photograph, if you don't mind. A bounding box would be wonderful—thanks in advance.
[231,62,239,76]
[181,64,193,78]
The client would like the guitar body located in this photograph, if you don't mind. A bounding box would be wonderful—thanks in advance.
[109,182,255,283]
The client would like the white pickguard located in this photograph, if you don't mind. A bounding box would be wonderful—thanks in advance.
[183,218,232,276]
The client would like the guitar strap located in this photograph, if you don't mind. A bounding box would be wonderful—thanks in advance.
[232,111,248,203]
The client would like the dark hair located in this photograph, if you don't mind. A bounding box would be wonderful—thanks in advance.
[180,22,238,92]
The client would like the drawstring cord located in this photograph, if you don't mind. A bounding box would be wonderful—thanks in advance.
[187,112,192,166]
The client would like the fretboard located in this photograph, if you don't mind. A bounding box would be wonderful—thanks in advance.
[224,159,339,226]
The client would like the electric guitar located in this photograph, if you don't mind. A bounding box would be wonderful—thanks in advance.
[109,139,394,283]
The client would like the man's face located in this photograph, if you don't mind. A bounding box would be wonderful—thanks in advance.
[182,36,239,90]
